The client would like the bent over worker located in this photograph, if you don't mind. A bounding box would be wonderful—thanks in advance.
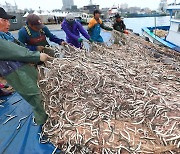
[18,14,66,52]
[0,7,50,125]
[113,14,126,33]
[88,10,113,43]
[61,14,93,48]
[113,14,128,45]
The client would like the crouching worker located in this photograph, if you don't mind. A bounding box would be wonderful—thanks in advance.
[62,14,93,48]
[18,14,66,56]
[113,14,128,45]
[0,7,50,125]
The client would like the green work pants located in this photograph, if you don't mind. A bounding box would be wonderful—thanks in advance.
[5,65,47,125]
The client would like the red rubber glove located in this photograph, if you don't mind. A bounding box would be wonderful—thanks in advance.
[0,83,5,88]
[124,30,129,34]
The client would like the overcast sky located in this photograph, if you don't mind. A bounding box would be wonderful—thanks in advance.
[1,0,180,10]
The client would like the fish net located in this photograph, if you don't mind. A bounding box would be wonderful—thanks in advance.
[38,32,180,153]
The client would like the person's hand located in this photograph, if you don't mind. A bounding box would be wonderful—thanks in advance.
[89,38,93,43]
[61,41,67,46]
[40,53,51,62]
[37,46,45,52]
[78,38,83,43]
[4,84,9,88]
[124,30,129,34]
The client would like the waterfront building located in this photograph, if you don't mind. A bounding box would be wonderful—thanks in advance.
[158,0,168,12]
[62,0,74,10]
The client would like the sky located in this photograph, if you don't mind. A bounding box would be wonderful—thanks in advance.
[1,0,180,10]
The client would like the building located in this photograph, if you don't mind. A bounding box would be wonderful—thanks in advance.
[120,3,128,10]
[71,5,78,12]
[0,2,24,30]
[62,0,74,10]
[83,5,99,14]
[128,7,141,14]
[9,12,24,31]
[158,0,168,12]
[0,1,18,12]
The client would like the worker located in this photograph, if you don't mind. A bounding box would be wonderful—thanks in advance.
[0,7,50,125]
[113,14,128,45]
[113,14,127,33]
[18,14,66,53]
[61,13,93,48]
[88,10,113,43]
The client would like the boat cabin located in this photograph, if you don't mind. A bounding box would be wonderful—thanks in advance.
[166,5,180,46]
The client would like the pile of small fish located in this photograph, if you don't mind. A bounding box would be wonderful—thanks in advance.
[153,29,168,38]
[38,32,180,154]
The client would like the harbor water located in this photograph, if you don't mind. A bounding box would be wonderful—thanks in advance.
[124,16,170,34]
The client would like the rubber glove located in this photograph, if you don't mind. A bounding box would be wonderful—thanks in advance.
[124,30,129,34]
[89,38,93,43]
[78,38,83,43]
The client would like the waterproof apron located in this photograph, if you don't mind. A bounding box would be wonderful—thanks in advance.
[90,24,103,43]
[25,26,49,47]
[25,26,55,57]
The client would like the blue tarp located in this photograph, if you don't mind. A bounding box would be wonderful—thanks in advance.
[0,93,58,154]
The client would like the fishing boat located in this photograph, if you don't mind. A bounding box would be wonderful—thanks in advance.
[108,6,119,18]
[142,4,180,52]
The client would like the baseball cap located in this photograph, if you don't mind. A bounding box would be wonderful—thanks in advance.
[0,7,16,19]
[27,14,44,29]
[115,14,121,19]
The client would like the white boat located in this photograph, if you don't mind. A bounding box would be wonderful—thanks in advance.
[108,6,119,18]
[142,4,180,52]
[80,13,92,23]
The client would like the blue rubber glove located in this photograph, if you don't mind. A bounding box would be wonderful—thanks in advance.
[78,38,83,43]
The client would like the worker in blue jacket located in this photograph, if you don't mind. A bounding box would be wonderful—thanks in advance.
[18,14,66,52]
[0,7,50,125]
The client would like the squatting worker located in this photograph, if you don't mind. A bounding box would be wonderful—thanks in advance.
[61,13,93,48]
[113,13,128,45]
[113,14,127,33]
[0,7,50,125]
[88,10,113,43]
[18,14,66,53]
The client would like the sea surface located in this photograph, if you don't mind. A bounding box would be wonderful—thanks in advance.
[13,16,170,43]
[123,16,170,34]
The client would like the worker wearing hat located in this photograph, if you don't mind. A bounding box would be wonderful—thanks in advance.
[88,10,113,43]
[113,14,127,33]
[62,13,93,48]
[0,7,50,125]
[18,14,66,53]
[113,13,128,45]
